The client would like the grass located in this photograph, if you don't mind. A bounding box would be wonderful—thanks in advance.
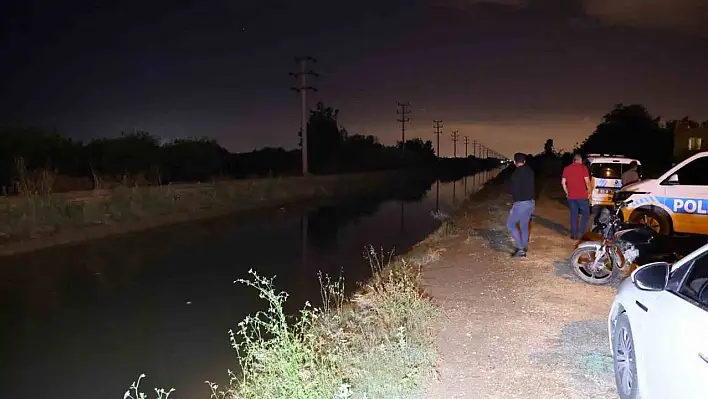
[0,176,321,241]
[0,158,310,241]
[127,246,440,399]
[0,164,402,243]
[0,183,230,240]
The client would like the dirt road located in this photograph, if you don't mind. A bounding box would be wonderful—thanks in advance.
[420,180,618,398]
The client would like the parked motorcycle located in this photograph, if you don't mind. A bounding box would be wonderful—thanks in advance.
[568,201,683,285]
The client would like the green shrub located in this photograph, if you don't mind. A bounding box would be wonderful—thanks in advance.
[204,246,437,399]
[123,374,174,399]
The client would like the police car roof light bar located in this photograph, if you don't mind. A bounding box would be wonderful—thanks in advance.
[587,153,626,158]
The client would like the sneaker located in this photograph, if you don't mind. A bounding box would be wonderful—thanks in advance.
[511,248,527,258]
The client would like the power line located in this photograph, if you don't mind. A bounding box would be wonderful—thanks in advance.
[450,130,459,158]
[463,136,470,158]
[397,102,411,156]
[290,56,318,176]
[433,120,443,158]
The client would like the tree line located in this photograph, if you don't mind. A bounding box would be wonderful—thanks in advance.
[533,104,708,176]
[1,101,487,193]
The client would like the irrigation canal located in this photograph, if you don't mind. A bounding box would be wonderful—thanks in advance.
[0,168,501,399]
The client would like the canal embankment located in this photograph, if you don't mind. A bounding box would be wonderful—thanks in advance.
[419,173,618,398]
[191,169,512,399]
[1,169,502,399]
[0,170,448,256]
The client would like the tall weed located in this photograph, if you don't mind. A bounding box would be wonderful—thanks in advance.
[204,246,437,399]
[123,374,174,399]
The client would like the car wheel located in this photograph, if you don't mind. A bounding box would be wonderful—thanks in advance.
[630,209,670,235]
[613,313,640,399]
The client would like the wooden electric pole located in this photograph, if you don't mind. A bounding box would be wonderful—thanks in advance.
[397,102,411,156]
[433,120,443,158]
[451,130,459,158]
[290,56,318,176]
[463,136,470,158]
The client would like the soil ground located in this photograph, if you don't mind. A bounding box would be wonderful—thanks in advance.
[419,178,618,398]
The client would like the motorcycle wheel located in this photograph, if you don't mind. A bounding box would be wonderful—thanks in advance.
[569,247,620,285]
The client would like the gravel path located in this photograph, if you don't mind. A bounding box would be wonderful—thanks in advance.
[419,183,618,398]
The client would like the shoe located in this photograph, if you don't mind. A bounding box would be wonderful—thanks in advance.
[511,248,527,258]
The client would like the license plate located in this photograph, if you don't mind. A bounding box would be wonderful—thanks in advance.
[597,188,612,194]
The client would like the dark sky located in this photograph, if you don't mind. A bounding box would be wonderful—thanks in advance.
[1,0,707,156]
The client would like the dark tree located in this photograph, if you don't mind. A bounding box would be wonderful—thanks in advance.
[544,139,554,156]
[85,131,161,179]
[303,102,346,174]
[577,104,673,173]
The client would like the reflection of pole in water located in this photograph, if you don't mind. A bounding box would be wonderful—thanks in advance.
[301,213,309,270]
[452,180,457,206]
[400,202,405,233]
[464,176,468,196]
[435,181,440,211]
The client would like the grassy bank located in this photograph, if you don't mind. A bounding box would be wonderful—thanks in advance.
[128,247,440,399]
[126,170,511,399]
[0,171,405,255]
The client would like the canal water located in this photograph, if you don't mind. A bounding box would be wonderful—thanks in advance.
[0,169,500,399]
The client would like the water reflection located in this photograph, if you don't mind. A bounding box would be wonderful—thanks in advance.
[400,202,405,234]
[0,169,500,399]
[301,213,308,271]
[453,180,457,206]
[435,179,440,210]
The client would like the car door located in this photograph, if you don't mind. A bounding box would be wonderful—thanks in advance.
[641,253,708,398]
[661,155,708,234]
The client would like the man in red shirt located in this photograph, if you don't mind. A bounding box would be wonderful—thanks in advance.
[561,153,591,239]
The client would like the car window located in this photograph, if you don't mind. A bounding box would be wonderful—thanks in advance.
[590,163,622,179]
[679,253,708,309]
[674,157,708,186]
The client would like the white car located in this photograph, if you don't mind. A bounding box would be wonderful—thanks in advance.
[586,154,641,210]
[616,151,708,236]
[608,243,708,398]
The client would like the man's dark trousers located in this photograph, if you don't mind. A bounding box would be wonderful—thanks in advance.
[507,199,535,250]
[568,198,590,238]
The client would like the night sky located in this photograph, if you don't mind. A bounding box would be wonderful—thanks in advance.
[1,0,706,157]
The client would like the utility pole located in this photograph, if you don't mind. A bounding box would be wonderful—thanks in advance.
[397,102,411,156]
[463,136,470,158]
[472,140,478,158]
[433,120,443,158]
[451,130,459,158]
[290,56,318,176]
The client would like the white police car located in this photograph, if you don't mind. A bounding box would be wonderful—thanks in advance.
[615,151,708,235]
[586,154,641,212]
[608,243,708,398]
